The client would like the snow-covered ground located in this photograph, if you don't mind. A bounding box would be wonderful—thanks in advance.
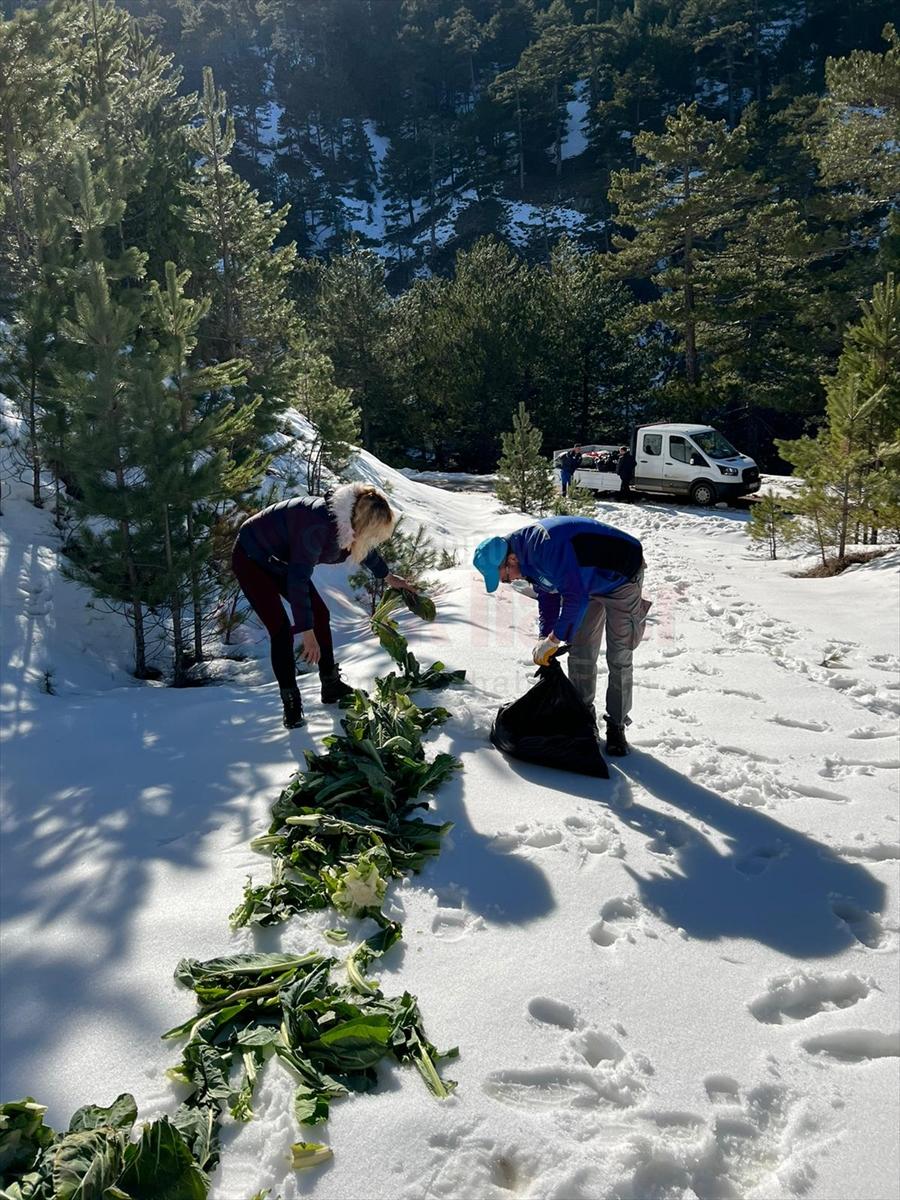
[2,444,899,1200]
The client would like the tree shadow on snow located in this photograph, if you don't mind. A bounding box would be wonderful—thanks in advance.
[0,683,308,1109]
[490,748,885,958]
[421,748,556,925]
[614,752,886,958]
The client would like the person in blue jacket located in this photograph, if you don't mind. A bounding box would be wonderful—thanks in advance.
[473,516,650,756]
[557,445,582,496]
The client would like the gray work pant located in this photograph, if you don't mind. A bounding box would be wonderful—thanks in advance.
[567,570,650,726]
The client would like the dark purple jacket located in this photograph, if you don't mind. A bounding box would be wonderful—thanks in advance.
[237,495,388,632]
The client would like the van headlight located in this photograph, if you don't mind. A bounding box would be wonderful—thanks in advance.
[718,465,739,476]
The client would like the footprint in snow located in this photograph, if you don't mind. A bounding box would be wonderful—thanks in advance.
[748,970,872,1024]
[833,840,900,863]
[645,819,692,858]
[704,1074,741,1103]
[484,1000,649,1113]
[690,661,722,676]
[869,653,900,674]
[492,815,625,860]
[770,714,831,733]
[490,821,561,852]
[589,895,658,948]
[611,1080,821,1200]
[734,842,790,876]
[831,899,889,950]
[667,705,700,726]
[801,1029,900,1063]
[819,754,900,779]
[789,780,851,803]
[431,905,485,941]
[402,1128,539,1200]
[482,1065,643,1111]
[527,996,578,1030]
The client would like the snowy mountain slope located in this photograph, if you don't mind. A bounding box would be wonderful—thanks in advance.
[248,94,605,270]
[1,445,899,1200]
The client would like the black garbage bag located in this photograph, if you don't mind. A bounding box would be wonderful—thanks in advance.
[490,657,609,778]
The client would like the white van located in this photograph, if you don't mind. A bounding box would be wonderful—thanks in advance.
[571,424,761,505]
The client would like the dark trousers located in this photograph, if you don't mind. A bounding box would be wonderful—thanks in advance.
[619,478,633,502]
[232,544,335,688]
[560,470,572,496]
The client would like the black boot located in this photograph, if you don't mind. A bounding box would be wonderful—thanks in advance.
[605,722,629,757]
[279,685,304,729]
[319,663,355,705]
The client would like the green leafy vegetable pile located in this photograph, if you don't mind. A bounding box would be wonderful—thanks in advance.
[0,1095,208,1200]
[230,684,459,929]
[161,949,457,1171]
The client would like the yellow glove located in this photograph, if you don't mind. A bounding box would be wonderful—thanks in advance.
[532,634,560,666]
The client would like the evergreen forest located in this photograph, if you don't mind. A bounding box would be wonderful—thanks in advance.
[1,0,898,677]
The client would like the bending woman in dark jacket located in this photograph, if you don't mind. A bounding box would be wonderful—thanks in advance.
[232,481,413,728]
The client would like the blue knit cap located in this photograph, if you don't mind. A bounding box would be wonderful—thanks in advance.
[473,536,510,593]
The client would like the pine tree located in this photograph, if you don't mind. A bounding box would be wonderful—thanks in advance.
[309,240,394,451]
[0,268,63,510]
[551,478,597,517]
[0,1,72,309]
[388,273,453,466]
[293,346,359,496]
[778,274,900,561]
[802,23,900,335]
[747,492,796,560]
[682,0,777,126]
[54,152,159,678]
[443,5,484,105]
[424,238,538,471]
[706,199,822,421]
[585,9,693,176]
[1,3,76,510]
[182,67,303,444]
[148,260,262,670]
[491,1,586,186]
[496,402,554,515]
[381,127,430,262]
[817,25,900,228]
[538,238,650,443]
[608,103,751,393]
[1,0,198,519]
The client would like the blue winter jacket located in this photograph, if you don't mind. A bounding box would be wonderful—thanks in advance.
[507,516,643,642]
[237,495,388,633]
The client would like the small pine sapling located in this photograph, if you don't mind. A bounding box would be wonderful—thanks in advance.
[747,492,797,559]
[349,517,439,612]
[495,403,554,516]
[550,479,596,516]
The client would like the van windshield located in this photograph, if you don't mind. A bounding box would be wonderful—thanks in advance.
[692,429,740,460]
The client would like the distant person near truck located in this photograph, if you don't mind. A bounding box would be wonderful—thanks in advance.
[616,445,636,502]
[558,445,582,496]
[473,516,651,757]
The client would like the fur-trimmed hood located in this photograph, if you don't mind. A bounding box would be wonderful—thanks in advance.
[327,480,373,550]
